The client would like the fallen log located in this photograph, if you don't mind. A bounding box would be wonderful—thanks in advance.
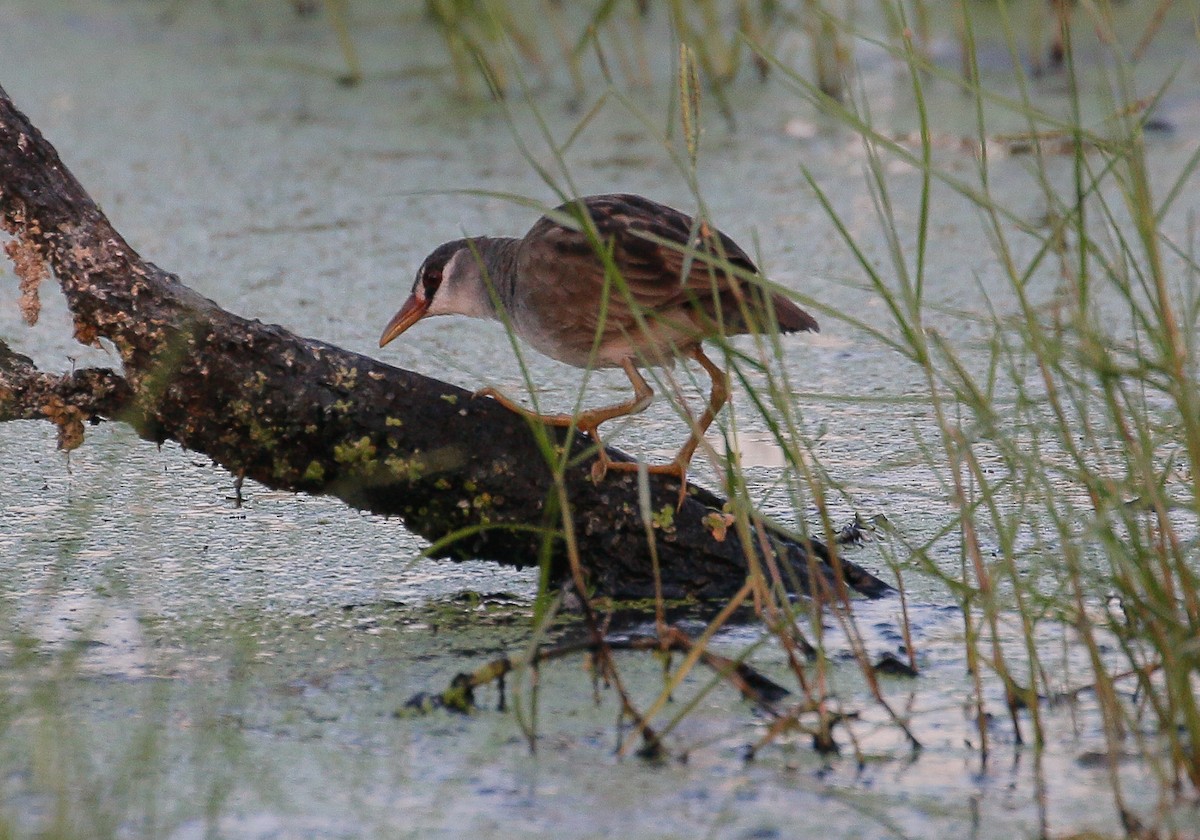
[0,83,891,601]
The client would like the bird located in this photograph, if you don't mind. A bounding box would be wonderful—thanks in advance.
[378,193,818,496]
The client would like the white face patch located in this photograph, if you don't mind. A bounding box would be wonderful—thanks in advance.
[426,248,492,319]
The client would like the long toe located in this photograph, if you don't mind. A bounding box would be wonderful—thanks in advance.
[590,458,608,483]
[473,385,518,405]
[587,434,609,482]
[474,387,577,428]
[603,459,690,507]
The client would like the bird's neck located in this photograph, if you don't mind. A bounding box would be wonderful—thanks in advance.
[470,236,522,317]
[430,237,522,321]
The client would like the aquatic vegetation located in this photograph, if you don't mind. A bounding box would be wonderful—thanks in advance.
[434,1,1200,833]
[3,1,1199,837]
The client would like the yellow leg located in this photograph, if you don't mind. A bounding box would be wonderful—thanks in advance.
[475,358,654,480]
[580,359,654,481]
[473,385,576,428]
[604,346,730,506]
[476,348,729,506]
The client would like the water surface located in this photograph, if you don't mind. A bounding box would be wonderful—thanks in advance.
[1,1,1198,837]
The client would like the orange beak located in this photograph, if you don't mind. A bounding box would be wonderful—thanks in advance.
[378,294,429,347]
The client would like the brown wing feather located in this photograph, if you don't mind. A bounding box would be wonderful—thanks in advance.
[536,194,817,336]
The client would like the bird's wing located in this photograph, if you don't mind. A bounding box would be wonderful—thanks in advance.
[533,194,816,334]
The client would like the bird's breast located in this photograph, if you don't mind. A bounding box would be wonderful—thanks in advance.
[509,300,697,370]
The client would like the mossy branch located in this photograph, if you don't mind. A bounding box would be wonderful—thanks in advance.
[0,82,891,601]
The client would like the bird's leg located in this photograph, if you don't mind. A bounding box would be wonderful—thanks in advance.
[576,359,655,482]
[604,346,730,507]
[472,386,576,427]
[678,345,730,465]
[474,359,654,481]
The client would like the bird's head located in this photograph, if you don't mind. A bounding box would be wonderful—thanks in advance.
[379,239,476,348]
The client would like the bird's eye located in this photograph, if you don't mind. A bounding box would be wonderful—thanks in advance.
[423,269,441,297]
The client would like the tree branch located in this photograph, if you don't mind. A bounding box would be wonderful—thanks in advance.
[0,342,132,449]
[0,83,891,601]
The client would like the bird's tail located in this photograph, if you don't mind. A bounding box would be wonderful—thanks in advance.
[772,294,820,333]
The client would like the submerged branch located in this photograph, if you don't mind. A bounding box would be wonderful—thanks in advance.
[404,625,793,715]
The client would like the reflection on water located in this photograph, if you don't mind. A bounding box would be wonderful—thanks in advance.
[718,430,789,469]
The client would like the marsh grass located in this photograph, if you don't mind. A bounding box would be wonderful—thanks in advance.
[755,0,1199,830]
[416,2,916,767]
[9,1,1200,835]
[418,0,1200,831]
[286,1,847,108]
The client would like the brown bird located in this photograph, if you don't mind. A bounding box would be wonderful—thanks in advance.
[379,194,818,491]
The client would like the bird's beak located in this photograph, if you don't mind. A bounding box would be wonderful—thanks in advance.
[379,294,429,347]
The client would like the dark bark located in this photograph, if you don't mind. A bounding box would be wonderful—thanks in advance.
[0,84,892,601]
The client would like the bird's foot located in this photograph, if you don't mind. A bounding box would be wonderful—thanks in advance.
[471,386,525,415]
[590,460,608,483]
[473,387,575,427]
[602,459,691,508]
